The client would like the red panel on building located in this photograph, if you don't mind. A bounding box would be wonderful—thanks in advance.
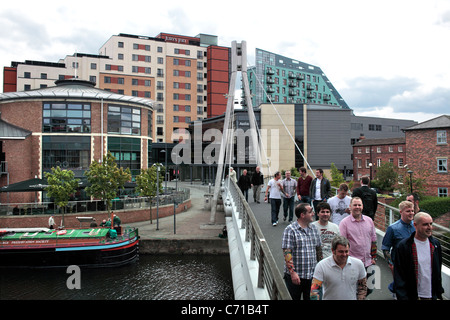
[3,67,17,93]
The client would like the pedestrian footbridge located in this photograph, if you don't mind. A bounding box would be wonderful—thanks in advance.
[220,178,450,300]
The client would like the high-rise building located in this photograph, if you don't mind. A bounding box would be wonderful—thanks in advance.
[247,48,349,109]
[3,32,230,143]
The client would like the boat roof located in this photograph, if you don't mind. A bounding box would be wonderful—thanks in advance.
[0,228,110,240]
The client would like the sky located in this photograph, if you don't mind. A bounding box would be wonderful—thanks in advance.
[1,0,449,123]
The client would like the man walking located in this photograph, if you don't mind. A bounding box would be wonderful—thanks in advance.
[237,169,251,202]
[312,202,340,258]
[296,167,312,204]
[264,171,286,226]
[311,236,367,300]
[339,197,377,296]
[282,170,297,222]
[382,200,415,296]
[352,176,378,220]
[327,183,351,226]
[309,169,332,218]
[394,212,445,300]
[282,203,322,300]
[251,166,264,203]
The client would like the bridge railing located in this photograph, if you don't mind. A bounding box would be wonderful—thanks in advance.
[226,178,291,300]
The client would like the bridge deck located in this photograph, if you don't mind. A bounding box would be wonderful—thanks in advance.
[247,190,395,300]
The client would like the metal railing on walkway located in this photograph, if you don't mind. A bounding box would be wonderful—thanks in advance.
[226,178,291,300]
[0,188,190,216]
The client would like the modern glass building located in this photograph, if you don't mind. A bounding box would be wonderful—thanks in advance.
[247,48,349,109]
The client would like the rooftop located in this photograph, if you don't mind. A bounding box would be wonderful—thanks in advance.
[0,78,154,108]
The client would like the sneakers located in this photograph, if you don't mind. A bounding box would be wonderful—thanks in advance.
[272,220,278,226]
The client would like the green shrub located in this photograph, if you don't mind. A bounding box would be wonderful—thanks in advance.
[420,197,450,218]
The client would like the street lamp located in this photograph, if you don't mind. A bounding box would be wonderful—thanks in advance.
[407,170,413,193]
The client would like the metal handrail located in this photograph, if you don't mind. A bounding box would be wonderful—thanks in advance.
[227,178,291,300]
[0,188,190,216]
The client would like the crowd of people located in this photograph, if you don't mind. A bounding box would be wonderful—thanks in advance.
[231,167,445,301]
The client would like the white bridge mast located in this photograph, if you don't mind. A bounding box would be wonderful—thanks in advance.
[209,41,261,224]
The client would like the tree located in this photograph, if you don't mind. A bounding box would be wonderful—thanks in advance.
[84,151,131,220]
[44,167,80,227]
[374,162,398,192]
[135,164,164,224]
[330,163,344,188]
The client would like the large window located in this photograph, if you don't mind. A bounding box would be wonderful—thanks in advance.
[42,136,90,171]
[108,105,141,135]
[108,137,141,177]
[43,102,91,133]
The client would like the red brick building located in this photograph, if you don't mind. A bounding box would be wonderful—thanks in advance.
[353,137,406,182]
[0,79,154,204]
[404,115,449,197]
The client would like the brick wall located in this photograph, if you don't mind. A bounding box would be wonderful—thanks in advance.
[406,128,450,196]
[0,199,191,229]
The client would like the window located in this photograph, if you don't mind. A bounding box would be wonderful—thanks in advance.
[42,136,90,170]
[24,72,31,78]
[438,188,448,197]
[118,42,124,48]
[357,159,362,168]
[90,63,97,70]
[108,137,141,177]
[398,158,404,167]
[377,158,382,167]
[43,102,91,133]
[437,158,447,173]
[41,73,47,79]
[369,124,382,131]
[398,146,403,152]
[437,130,447,144]
[377,147,381,153]
[107,105,141,135]
[389,146,393,152]
[148,110,153,138]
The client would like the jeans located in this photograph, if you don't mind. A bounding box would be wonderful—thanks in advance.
[240,188,249,202]
[270,198,281,224]
[300,195,311,205]
[283,197,295,222]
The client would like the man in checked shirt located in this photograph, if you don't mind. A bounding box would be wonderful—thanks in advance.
[282,203,323,300]
[281,170,297,222]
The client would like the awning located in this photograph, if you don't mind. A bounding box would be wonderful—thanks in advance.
[0,178,49,192]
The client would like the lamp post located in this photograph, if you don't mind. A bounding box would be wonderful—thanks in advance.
[407,170,413,194]
[161,145,168,194]
[152,163,161,231]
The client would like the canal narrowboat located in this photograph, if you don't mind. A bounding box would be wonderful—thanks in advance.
[0,227,139,268]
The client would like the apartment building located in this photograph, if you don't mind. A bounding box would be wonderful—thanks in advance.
[246,48,350,109]
[3,32,230,143]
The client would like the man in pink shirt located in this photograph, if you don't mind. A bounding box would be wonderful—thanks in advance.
[339,197,377,296]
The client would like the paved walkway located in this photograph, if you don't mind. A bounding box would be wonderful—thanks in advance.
[126,182,226,239]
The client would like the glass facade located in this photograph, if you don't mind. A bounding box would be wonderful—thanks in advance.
[43,102,91,133]
[42,136,91,171]
[107,105,141,135]
[108,137,141,177]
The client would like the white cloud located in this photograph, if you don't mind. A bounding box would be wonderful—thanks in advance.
[1,0,449,123]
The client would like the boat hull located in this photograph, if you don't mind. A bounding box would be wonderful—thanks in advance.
[0,228,140,268]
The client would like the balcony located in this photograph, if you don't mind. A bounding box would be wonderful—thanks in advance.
[288,72,296,79]
[267,86,275,93]
[323,94,331,101]
[288,80,297,87]
[266,67,275,75]
[296,74,305,80]
[306,83,314,90]
[266,76,275,84]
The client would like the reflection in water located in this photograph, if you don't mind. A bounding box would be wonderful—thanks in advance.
[0,255,233,300]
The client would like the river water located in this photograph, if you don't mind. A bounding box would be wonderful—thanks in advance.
[0,255,234,300]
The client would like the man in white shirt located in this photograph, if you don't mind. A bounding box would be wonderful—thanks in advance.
[264,171,286,226]
[311,235,367,300]
[393,212,444,300]
[312,202,340,258]
[327,183,351,225]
